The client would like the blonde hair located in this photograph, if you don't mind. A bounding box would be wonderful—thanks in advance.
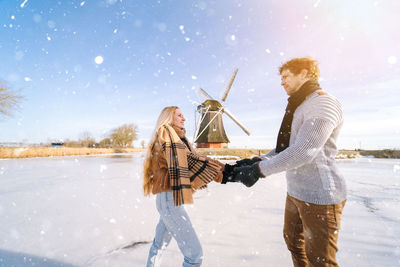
[143,106,179,196]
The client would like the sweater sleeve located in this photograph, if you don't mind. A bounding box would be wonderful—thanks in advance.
[259,118,336,176]
[261,148,277,159]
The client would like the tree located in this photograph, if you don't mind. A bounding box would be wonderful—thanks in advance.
[0,81,23,117]
[79,131,96,148]
[99,137,112,148]
[110,123,138,148]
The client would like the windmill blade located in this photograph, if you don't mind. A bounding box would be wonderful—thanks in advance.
[198,88,215,100]
[221,68,238,102]
[223,108,251,136]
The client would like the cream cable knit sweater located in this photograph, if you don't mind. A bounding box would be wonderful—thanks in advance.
[259,91,347,204]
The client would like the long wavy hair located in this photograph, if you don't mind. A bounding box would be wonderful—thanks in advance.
[143,106,178,196]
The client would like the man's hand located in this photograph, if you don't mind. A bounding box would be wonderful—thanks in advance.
[235,157,262,168]
[233,162,265,187]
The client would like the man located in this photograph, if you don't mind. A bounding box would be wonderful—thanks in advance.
[234,57,347,267]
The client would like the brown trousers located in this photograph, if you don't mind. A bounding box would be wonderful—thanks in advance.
[283,194,346,267]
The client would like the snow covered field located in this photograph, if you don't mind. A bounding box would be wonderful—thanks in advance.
[0,153,399,266]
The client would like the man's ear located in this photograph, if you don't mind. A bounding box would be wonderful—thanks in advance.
[300,69,308,79]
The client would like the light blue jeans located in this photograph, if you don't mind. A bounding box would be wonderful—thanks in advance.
[146,191,203,267]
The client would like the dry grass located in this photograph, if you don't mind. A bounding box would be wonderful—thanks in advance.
[336,150,360,159]
[0,147,146,159]
[197,148,361,159]
[4,146,396,159]
[359,149,400,158]
[196,148,271,159]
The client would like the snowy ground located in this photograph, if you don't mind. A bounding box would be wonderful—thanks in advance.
[0,153,399,267]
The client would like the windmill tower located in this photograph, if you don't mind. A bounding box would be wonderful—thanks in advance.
[194,68,250,148]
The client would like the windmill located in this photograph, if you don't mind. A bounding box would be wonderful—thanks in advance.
[194,68,250,148]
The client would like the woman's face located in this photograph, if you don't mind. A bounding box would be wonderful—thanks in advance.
[173,108,186,128]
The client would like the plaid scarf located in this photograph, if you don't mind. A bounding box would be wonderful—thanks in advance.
[158,124,222,206]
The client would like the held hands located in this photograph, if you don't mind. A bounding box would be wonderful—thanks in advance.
[233,162,265,187]
[221,157,265,186]
[235,156,262,167]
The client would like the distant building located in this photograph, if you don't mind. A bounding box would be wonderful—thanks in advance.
[51,142,64,147]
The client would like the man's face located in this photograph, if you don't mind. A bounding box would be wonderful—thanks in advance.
[280,69,307,95]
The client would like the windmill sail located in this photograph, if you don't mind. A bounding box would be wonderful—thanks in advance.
[223,108,251,136]
[221,68,238,102]
[199,88,214,100]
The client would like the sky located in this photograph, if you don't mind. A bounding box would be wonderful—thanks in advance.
[0,0,399,149]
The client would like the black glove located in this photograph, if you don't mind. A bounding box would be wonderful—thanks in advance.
[235,157,262,168]
[233,162,265,187]
[221,163,240,184]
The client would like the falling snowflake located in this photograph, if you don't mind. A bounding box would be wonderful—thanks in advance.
[20,0,28,8]
[100,165,107,172]
[33,14,41,23]
[179,25,185,34]
[94,56,104,64]
[393,164,400,173]
[387,56,397,65]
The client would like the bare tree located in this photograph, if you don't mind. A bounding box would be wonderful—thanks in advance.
[0,81,23,117]
[79,131,96,147]
[111,123,138,148]
[99,137,112,148]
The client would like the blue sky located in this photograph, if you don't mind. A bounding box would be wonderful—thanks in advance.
[0,0,399,149]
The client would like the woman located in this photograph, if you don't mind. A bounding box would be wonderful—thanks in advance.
[143,106,233,267]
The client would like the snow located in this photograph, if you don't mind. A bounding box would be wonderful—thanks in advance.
[387,56,397,65]
[20,0,28,8]
[0,154,399,266]
[94,56,104,65]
